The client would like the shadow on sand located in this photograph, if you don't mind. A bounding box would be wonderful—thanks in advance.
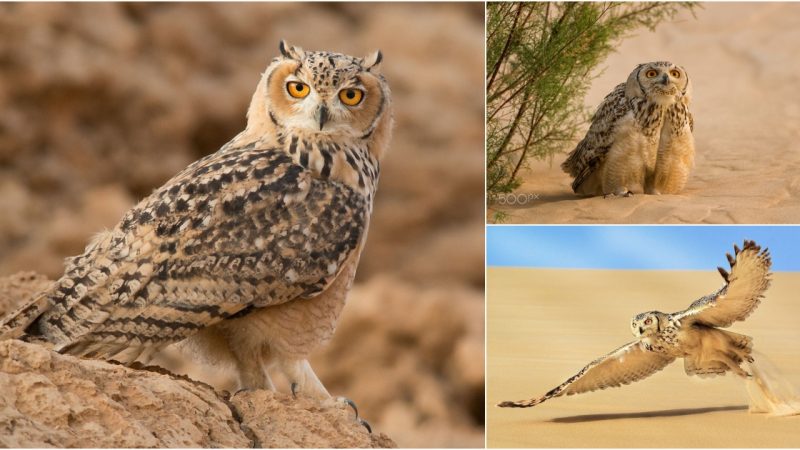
[551,405,749,423]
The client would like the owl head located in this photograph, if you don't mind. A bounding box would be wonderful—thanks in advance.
[630,311,666,337]
[625,61,691,106]
[245,40,393,159]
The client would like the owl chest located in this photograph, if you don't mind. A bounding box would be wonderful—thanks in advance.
[650,326,682,355]
[279,132,380,205]
[231,257,359,358]
[613,115,660,164]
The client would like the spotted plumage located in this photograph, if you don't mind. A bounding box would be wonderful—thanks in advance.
[561,61,695,197]
[0,40,393,401]
[499,240,771,408]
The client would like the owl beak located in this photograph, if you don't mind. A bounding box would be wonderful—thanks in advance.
[659,74,669,85]
[638,326,644,335]
[316,105,329,131]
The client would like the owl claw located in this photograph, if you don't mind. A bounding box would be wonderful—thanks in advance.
[603,190,634,199]
[359,418,372,434]
[329,397,371,433]
[290,382,298,398]
[234,387,255,397]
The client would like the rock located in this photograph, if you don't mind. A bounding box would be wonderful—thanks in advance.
[0,339,250,448]
[229,390,395,448]
[0,339,396,448]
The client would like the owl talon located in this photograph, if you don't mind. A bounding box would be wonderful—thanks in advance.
[290,382,299,398]
[603,190,633,199]
[234,387,255,396]
[342,397,360,419]
[359,418,372,434]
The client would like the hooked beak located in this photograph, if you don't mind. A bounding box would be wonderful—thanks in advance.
[316,105,329,130]
[659,74,669,86]
[638,326,644,335]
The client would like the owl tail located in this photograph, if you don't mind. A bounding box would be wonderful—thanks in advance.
[0,287,54,341]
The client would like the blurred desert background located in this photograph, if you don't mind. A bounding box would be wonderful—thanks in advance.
[0,3,484,447]
[487,266,800,448]
[492,2,800,224]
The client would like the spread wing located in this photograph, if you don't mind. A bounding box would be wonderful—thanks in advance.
[0,146,367,362]
[561,83,631,193]
[498,340,675,408]
[673,240,772,328]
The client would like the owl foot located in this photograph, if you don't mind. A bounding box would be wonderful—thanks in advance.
[603,189,633,198]
[322,396,372,434]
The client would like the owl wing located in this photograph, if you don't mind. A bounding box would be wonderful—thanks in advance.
[497,340,675,408]
[561,83,631,193]
[0,146,367,362]
[673,240,771,328]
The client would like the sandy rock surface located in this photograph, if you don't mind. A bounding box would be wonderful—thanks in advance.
[490,3,800,224]
[0,337,394,448]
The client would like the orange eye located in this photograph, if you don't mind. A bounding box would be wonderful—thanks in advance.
[645,70,658,78]
[286,82,310,99]
[670,70,681,78]
[338,88,364,106]
[644,318,652,325]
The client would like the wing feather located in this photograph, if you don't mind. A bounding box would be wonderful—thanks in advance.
[561,83,630,193]
[498,341,675,408]
[673,240,772,328]
[1,146,368,362]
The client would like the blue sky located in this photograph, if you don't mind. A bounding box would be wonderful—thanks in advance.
[486,226,800,272]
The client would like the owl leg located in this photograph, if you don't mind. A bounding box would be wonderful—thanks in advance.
[231,344,274,391]
[601,150,638,197]
[280,358,372,432]
[279,358,330,400]
[653,134,694,194]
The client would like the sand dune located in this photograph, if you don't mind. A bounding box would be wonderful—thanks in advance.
[490,3,800,224]
[487,267,800,447]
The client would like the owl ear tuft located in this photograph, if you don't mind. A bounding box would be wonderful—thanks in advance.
[363,50,383,73]
[625,64,646,98]
[279,39,304,60]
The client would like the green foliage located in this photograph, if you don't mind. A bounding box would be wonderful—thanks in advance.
[486,2,697,201]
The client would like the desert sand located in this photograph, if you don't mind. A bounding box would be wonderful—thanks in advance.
[487,267,800,448]
[490,3,800,224]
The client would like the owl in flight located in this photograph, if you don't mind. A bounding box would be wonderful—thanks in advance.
[0,40,393,411]
[499,240,772,408]
[561,61,695,197]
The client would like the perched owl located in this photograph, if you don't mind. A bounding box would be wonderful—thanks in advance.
[561,61,694,197]
[0,41,393,406]
[499,240,771,408]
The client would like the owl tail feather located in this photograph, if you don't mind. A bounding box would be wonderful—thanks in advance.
[0,286,55,341]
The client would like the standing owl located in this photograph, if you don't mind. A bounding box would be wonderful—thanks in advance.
[561,61,694,197]
[499,240,771,408]
[0,40,393,407]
